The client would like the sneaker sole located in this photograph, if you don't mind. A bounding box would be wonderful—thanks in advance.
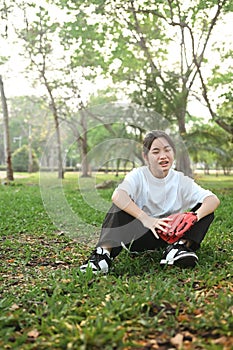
[160,253,198,268]
[79,262,109,274]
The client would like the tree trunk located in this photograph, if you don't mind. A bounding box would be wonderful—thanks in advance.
[175,128,193,177]
[66,118,90,177]
[28,123,33,173]
[54,115,64,179]
[45,79,64,179]
[175,148,193,178]
[0,75,14,181]
[80,109,90,177]
[175,94,193,178]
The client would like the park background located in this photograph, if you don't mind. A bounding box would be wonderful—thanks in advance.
[0,1,233,349]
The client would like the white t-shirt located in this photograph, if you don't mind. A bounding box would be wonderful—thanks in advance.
[114,166,213,218]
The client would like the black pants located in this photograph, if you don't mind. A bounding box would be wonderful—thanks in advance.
[97,204,214,259]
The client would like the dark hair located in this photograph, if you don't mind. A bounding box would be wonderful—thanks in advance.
[143,130,176,155]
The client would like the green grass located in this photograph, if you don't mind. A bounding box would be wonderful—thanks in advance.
[0,172,232,349]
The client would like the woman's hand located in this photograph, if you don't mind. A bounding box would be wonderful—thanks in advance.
[112,189,172,239]
[139,213,172,239]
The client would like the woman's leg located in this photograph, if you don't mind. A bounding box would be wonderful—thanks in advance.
[80,205,164,273]
[183,203,215,251]
[97,204,165,258]
[81,203,215,272]
[97,203,215,257]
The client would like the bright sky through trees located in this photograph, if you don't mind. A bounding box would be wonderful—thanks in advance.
[0,1,233,121]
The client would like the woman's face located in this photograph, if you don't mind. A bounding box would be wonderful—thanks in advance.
[144,137,175,178]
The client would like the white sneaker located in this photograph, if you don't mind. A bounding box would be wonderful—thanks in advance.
[79,247,112,274]
[160,241,198,267]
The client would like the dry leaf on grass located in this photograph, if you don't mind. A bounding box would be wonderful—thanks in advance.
[27,329,40,339]
[170,333,184,349]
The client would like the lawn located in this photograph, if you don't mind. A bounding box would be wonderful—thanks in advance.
[0,172,232,350]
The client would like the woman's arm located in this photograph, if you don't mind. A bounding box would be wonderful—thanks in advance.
[112,189,171,239]
[195,195,220,221]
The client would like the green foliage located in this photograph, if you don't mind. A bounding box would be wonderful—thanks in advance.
[0,173,232,349]
[12,145,39,172]
[8,95,53,159]
[186,122,233,173]
[51,0,233,138]
[3,0,232,181]
[21,6,59,58]
[0,56,9,65]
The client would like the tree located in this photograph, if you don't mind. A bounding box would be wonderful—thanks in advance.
[56,77,92,177]
[59,107,90,177]
[19,5,64,178]
[55,0,232,176]
[12,144,39,172]
[0,75,14,181]
[206,68,233,136]
[0,2,14,180]
[8,95,56,164]
[186,122,232,174]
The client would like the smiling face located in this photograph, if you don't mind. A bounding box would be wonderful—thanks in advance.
[143,137,175,178]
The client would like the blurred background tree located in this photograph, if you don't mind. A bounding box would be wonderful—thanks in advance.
[0,0,232,178]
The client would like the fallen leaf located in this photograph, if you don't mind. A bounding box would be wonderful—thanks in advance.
[212,336,233,350]
[27,329,40,338]
[170,333,183,349]
[177,314,190,322]
[9,303,20,311]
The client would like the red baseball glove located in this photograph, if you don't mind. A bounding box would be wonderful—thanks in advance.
[158,212,198,244]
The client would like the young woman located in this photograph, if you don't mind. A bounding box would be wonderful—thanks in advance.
[80,130,220,273]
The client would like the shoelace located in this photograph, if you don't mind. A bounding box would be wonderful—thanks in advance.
[88,249,111,266]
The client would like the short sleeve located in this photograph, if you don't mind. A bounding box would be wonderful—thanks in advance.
[113,168,143,201]
[179,174,214,209]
